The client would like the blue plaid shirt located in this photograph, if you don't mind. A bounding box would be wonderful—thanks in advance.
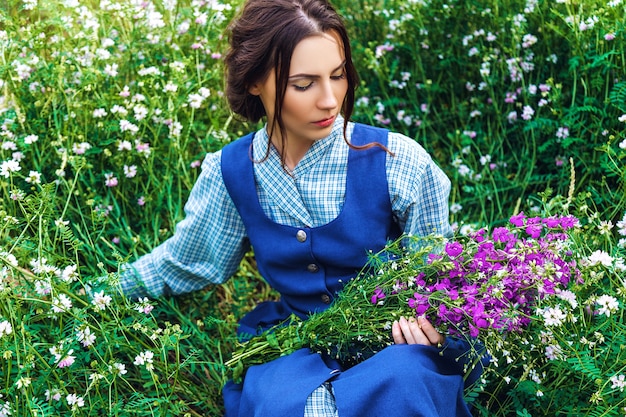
[121,116,452,299]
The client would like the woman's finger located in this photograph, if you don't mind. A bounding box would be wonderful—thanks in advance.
[399,316,431,345]
[392,320,406,344]
[417,316,445,347]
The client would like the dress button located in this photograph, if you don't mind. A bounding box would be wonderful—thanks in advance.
[307,263,319,273]
[321,294,331,304]
[296,230,307,243]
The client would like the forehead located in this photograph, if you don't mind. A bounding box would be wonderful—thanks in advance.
[289,31,346,74]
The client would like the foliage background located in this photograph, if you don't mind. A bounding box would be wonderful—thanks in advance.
[0,0,625,415]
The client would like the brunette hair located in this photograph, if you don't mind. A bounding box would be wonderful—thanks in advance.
[224,0,389,165]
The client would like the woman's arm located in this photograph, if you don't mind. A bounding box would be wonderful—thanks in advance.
[120,151,250,299]
[386,131,453,239]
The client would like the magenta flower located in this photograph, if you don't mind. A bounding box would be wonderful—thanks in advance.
[510,212,526,227]
[371,287,386,304]
[445,241,463,257]
[389,214,581,338]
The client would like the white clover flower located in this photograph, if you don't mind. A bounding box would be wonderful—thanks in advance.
[521,105,535,120]
[104,63,118,77]
[93,108,107,118]
[0,320,12,338]
[587,250,613,267]
[610,374,626,392]
[541,306,566,326]
[23,134,38,144]
[66,393,84,408]
[45,388,62,402]
[34,279,52,296]
[1,141,16,150]
[521,33,538,48]
[596,294,619,317]
[199,87,211,98]
[146,10,165,28]
[134,350,155,370]
[169,61,185,72]
[117,140,132,152]
[133,105,148,121]
[15,377,31,389]
[450,203,463,214]
[110,362,128,375]
[0,159,21,178]
[545,344,563,360]
[163,81,178,93]
[51,293,73,313]
[119,120,139,134]
[188,93,204,109]
[169,121,183,138]
[135,297,154,314]
[95,48,111,60]
[60,264,77,282]
[555,289,578,309]
[91,290,112,311]
[30,257,59,275]
[124,164,137,178]
[617,214,626,236]
[110,105,128,116]
[89,372,105,382]
[0,400,11,417]
[71,141,92,155]
[137,66,161,76]
[76,325,96,347]
[0,251,18,267]
[25,170,42,184]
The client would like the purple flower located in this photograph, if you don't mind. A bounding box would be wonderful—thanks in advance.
[525,223,542,239]
[408,293,429,315]
[492,226,515,243]
[445,241,463,257]
[371,287,386,304]
[510,212,526,227]
[543,216,561,229]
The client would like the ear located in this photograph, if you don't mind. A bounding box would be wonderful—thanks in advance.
[248,83,261,96]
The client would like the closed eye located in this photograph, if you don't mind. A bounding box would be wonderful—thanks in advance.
[291,72,345,92]
[292,82,314,91]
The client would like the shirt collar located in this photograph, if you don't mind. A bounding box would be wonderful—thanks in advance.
[252,115,345,175]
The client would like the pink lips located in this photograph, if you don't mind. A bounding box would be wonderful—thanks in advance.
[313,116,335,128]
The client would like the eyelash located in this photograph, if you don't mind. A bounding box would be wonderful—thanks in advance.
[292,73,346,92]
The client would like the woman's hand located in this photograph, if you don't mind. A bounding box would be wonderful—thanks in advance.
[392,316,445,347]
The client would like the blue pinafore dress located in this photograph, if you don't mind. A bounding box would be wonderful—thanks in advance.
[220,124,479,417]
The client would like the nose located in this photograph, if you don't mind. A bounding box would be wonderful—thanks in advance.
[317,81,338,110]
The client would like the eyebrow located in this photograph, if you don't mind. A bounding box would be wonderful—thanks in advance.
[288,60,346,80]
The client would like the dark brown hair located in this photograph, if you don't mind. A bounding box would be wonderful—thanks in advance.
[225,0,389,165]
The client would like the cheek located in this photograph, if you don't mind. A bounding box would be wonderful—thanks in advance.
[335,81,349,102]
[282,92,310,116]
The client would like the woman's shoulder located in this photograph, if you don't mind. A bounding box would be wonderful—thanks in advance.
[385,130,432,168]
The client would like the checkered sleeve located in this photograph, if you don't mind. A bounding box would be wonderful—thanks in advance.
[120,151,250,299]
[387,132,453,238]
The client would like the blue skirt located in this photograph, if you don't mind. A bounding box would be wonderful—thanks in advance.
[223,338,485,417]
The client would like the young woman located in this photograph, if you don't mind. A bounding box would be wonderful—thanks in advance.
[121,0,484,415]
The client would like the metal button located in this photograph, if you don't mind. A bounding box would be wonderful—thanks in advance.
[321,294,331,304]
[307,263,319,273]
[296,230,307,243]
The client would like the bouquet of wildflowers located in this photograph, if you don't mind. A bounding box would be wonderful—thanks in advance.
[226,212,582,383]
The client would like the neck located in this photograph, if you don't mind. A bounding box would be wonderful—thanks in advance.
[271,138,311,171]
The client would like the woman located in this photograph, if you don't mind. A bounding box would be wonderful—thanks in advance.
[121,0,483,415]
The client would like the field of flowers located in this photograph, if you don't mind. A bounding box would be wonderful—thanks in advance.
[0,0,625,415]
